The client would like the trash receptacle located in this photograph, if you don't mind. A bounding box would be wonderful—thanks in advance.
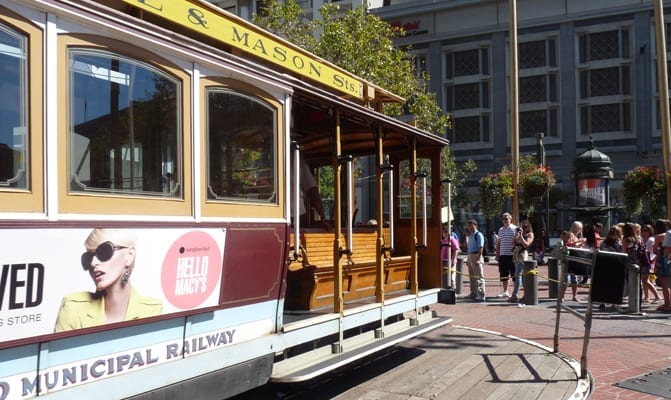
[547,257,558,299]
[591,251,627,304]
[523,260,538,305]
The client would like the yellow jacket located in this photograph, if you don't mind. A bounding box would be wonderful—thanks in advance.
[54,287,163,332]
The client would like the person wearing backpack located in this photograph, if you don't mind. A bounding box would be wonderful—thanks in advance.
[466,219,486,301]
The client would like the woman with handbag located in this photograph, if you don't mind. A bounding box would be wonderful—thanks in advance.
[509,220,534,303]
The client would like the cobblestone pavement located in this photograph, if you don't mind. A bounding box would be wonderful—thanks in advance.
[441,259,671,400]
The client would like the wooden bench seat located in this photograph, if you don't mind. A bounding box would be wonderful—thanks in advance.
[286,228,412,310]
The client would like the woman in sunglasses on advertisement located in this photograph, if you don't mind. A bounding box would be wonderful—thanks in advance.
[54,229,163,332]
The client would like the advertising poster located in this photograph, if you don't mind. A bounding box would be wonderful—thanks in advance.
[0,228,225,343]
[577,178,606,207]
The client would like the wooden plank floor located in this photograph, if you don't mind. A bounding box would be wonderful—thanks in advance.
[332,326,581,400]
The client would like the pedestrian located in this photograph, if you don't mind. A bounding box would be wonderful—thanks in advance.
[441,224,460,288]
[599,225,623,253]
[557,230,578,302]
[594,221,604,247]
[641,224,661,303]
[465,219,486,301]
[560,221,585,302]
[657,220,671,312]
[509,219,534,303]
[490,230,498,255]
[580,223,601,284]
[495,212,517,299]
[597,225,624,311]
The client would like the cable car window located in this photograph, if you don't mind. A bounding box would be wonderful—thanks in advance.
[206,88,276,203]
[68,49,181,197]
[399,158,432,219]
[0,24,28,189]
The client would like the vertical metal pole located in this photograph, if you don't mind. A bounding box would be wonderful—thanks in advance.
[333,110,344,318]
[537,133,549,253]
[447,178,452,288]
[389,167,394,248]
[422,173,427,247]
[346,158,353,253]
[376,130,385,304]
[292,142,301,259]
[410,138,418,295]
[510,0,520,222]
[654,0,671,220]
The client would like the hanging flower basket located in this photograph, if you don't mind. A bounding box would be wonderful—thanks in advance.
[479,171,513,218]
[623,166,666,218]
[521,166,555,199]
[623,166,661,196]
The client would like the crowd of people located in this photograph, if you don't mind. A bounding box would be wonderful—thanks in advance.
[451,212,671,313]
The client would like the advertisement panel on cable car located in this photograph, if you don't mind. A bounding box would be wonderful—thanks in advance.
[0,228,226,343]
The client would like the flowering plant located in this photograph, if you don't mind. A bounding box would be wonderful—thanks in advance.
[479,171,513,217]
[623,166,661,196]
[623,165,666,218]
[520,166,556,199]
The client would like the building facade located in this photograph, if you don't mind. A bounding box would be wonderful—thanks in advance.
[210,0,671,233]
[373,0,671,233]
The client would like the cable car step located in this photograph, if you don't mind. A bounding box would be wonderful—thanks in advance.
[270,313,452,383]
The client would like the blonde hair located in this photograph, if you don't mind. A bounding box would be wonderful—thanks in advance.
[85,229,137,249]
[569,221,583,237]
[84,229,138,269]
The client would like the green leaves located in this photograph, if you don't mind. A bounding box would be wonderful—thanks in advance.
[253,0,449,135]
[623,166,667,219]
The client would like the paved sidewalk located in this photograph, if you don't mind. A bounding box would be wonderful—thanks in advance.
[441,259,671,400]
[234,259,671,400]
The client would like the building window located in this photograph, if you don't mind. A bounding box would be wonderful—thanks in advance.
[519,37,559,138]
[577,28,632,136]
[0,24,28,189]
[69,49,181,197]
[444,47,491,144]
[414,53,427,78]
[206,88,276,203]
[655,22,671,132]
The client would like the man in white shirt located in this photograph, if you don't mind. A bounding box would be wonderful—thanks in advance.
[496,212,517,298]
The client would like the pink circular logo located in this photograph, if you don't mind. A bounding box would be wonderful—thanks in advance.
[161,231,222,309]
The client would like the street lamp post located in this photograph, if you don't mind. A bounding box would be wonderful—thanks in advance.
[537,132,549,254]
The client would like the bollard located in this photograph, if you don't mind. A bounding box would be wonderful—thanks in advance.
[627,263,640,313]
[547,257,558,299]
[443,259,452,288]
[523,259,538,305]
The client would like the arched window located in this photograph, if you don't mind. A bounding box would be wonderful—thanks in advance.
[206,88,276,203]
[0,9,44,214]
[69,49,181,197]
[0,23,28,189]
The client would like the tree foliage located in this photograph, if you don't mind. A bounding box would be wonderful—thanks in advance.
[253,0,449,135]
[253,0,471,202]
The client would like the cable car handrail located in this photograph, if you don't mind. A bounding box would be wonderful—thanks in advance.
[291,142,301,261]
[415,169,428,249]
[381,156,394,252]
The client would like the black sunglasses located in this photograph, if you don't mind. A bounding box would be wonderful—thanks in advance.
[81,241,127,270]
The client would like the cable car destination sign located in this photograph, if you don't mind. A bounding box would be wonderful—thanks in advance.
[123,0,364,99]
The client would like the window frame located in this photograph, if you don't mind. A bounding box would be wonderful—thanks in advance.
[575,24,634,140]
[200,77,284,219]
[0,7,44,213]
[443,43,492,148]
[517,34,561,142]
[57,34,192,216]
